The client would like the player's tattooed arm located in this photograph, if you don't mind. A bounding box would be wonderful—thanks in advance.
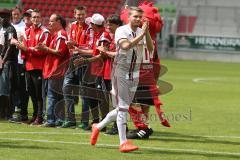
[70,46,93,55]
[97,46,116,58]
[118,21,149,51]
[73,55,102,67]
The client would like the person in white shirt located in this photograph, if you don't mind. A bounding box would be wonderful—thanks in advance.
[11,7,25,64]
[0,22,4,73]
[0,18,5,47]
[90,7,153,152]
[9,7,29,122]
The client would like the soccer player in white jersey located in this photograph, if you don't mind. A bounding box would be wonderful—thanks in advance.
[90,7,154,152]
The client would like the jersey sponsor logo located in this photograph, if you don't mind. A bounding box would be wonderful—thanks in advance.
[35,34,39,41]
[72,30,75,39]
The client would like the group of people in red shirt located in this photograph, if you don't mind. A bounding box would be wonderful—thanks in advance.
[0,2,170,140]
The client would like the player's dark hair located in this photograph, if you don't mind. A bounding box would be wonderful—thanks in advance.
[31,9,41,17]
[74,6,86,13]
[12,6,22,13]
[0,9,11,27]
[22,12,31,17]
[55,14,66,29]
[32,8,40,13]
[107,14,123,26]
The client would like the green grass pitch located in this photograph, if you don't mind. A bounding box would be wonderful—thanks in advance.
[0,59,240,160]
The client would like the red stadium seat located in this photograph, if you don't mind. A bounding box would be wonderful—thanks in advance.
[42,5,49,11]
[72,0,79,6]
[177,16,196,33]
[37,3,47,10]
[21,0,125,22]
[31,0,39,4]
[104,1,112,7]
[47,5,55,12]
[44,0,51,4]
[56,5,62,12]
[90,1,98,7]
[102,8,108,14]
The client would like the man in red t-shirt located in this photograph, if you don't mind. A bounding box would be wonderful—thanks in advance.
[67,7,89,47]
[36,14,69,127]
[73,13,112,130]
[61,6,90,128]
[74,15,123,134]
[93,15,123,135]
[11,9,51,124]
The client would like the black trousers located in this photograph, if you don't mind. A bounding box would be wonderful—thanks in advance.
[0,96,10,119]
[100,79,111,118]
[80,77,111,123]
[8,63,28,117]
[17,64,30,118]
[26,70,43,119]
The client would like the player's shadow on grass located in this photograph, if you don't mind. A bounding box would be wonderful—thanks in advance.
[143,149,240,159]
[0,141,60,150]
[150,131,240,146]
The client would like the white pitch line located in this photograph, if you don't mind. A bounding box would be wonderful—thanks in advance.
[195,135,240,139]
[192,77,240,84]
[192,77,225,83]
[0,137,240,157]
[0,131,90,135]
[1,132,240,140]
[151,135,240,139]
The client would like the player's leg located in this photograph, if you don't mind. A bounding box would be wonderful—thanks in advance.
[90,108,119,145]
[117,78,138,152]
[90,77,119,145]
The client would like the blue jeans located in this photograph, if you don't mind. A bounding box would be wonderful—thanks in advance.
[42,79,48,118]
[46,78,64,124]
[80,82,99,124]
[81,97,99,124]
[63,68,80,122]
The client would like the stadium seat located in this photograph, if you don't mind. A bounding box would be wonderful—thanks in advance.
[21,0,125,22]
[177,16,196,33]
[72,1,79,6]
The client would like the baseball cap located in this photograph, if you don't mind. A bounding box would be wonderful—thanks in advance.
[85,16,91,25]
[23,9,33,17]
[25,9,33,14]
[90,13,105,26]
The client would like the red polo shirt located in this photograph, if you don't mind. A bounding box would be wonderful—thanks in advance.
[103,33,115,80]
[22,24,51,71]
[91,29,111,77]
[69,21,89,46]
[43,29,70,79]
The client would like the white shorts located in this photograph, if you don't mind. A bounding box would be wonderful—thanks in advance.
[111,75,139,110]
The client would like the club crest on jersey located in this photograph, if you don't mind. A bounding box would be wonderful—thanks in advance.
[72,31,75,38]
[36,34,39,40]
[128,33,133,38]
